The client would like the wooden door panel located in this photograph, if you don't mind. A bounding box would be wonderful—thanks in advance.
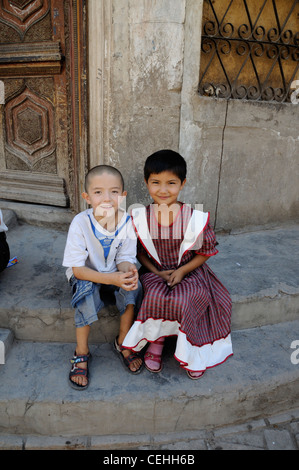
[0,0,88,210]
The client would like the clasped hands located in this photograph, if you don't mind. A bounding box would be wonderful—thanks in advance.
[113,263,139,291]
[157,267,186,289]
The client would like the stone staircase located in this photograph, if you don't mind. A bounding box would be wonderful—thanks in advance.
[0,209,298,445]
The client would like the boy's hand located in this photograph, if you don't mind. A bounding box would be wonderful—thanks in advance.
[72,265,139,291]
[111,268,138,291]
[116,261,137,275]
[125,265,139,290]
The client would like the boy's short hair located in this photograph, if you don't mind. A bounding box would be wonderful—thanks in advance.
[85,165,125,192]
[144,149,187,182]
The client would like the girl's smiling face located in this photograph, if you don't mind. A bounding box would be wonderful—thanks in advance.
[145,171,186,206]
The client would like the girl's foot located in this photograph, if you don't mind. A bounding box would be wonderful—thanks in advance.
[186,370,205,380]
[144,337,165,372]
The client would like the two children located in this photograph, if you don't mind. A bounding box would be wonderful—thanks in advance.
[63,151,232,388]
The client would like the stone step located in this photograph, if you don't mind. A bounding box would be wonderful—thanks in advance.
[0,220,298,343]
[1,407,299,449]
[0,320,298,438]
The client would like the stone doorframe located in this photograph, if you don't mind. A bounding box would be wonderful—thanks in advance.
[88,0,112,170]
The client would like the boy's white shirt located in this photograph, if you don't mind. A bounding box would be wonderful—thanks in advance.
[63,208,137,280]
[131,205,209,267]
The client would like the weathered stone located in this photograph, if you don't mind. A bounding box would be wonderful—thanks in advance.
[264,429,296,450]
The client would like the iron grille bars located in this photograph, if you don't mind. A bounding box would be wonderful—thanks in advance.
[198,0,299,103]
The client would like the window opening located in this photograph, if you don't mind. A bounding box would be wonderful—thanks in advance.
[198,0,299,103]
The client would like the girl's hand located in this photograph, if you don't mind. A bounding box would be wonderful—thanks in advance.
[157,270,175,283]
[166,268,185,289]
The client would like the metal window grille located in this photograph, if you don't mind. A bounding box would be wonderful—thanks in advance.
[198,0,299,103]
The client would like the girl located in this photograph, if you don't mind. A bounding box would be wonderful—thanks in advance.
[123,150,233,379]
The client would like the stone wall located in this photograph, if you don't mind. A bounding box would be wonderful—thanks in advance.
[193,98,299,231]
[103,0,185,209]
[179,0,299,231]
[89,0,299,232]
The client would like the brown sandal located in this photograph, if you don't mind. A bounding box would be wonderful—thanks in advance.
[113,337,143,375]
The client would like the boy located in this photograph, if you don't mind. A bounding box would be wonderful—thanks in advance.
[63,165,143,390]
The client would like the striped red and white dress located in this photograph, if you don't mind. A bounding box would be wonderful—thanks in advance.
[123,204,233,373]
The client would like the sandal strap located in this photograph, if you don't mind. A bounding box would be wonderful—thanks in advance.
[123,351,141,365]
[114,337,140,363]
[113,336,143,374]
[144,350,163,373]
[70,366,88,377]
[115,340,141,363]
[153,338,165,345]
[114,337,126,353]
[144,351,162,362]
[70,352,91,365]
[186,370,204,379]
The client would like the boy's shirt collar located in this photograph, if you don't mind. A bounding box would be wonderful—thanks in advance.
[87,207,127,235]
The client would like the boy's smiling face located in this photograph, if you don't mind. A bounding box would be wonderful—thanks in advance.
[82,171,127,220]
[145,170,186,206]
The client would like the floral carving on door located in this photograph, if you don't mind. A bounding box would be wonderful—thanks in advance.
[0,0,88,211]
[0,0,50,39]
[5,86,55,168]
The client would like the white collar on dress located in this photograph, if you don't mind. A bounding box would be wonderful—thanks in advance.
[131,205,209,266]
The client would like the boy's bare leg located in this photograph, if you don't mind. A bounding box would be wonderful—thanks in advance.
[118,305,142,372]
[71,325,90,387]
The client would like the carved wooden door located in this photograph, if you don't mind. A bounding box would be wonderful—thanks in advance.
[0,0,88,212]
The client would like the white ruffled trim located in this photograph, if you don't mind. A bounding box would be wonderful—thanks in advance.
[122,318,233,372]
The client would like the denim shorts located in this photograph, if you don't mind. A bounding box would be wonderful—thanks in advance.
[71,279,142,328]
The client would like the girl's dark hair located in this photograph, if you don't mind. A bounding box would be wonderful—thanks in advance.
[144,149,187,182]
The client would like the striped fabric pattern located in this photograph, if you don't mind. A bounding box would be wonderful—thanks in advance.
[131,204,232,353]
